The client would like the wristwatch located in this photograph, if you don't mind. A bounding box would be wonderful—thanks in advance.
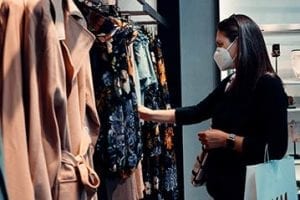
[226,133,236,149]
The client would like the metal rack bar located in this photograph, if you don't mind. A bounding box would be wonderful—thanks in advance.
[117,0,168,27]
[136,0,168,27]
[134,21,157,25]
[119,11,148,16]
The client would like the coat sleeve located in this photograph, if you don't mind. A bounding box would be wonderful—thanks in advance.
[242,75,288,163]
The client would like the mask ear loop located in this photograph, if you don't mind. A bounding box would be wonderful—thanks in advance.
[226,38,236,50]
[226,37,238,63]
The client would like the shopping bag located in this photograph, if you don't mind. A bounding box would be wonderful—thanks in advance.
[244,156,297,200]
[191,146,208,187]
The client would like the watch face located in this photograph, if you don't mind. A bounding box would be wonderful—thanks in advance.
[226,134,236,149]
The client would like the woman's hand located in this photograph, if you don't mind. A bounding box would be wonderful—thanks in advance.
[138,105,176,123]
[198,129,228,149]
[138,105,153,121]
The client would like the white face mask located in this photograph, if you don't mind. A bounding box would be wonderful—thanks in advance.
[213,40,236,71]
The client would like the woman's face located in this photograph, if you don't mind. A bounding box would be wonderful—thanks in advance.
[215,30,238,67]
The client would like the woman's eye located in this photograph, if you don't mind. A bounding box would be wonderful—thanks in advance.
[216,42,223,47]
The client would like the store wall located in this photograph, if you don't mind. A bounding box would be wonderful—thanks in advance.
[179,1,219,200]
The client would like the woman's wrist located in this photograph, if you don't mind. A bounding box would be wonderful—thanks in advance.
[138,105,176,123]
[222,132,243,153]
[147,109,154,120]
[225,133,236,149]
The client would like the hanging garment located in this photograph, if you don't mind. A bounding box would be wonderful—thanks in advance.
[152,37,178,199]
[134,161,145,199]
[85,14,144,198]
[0,1,35,199]
[127,43,142,105]
[152,37,170,105]
[133,30,158,94]
[62,0,100,160]
[133,31,164,200]
[3,0,99,199]
[52,1,101,199]
[134,33,179,200]
[127,43,145,199]
[102,174,139,200]
[90,25,143,200]
[22,0,68,198]
[92,27,142,177]
[141,83,163,200]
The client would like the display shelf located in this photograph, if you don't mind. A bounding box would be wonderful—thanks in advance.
[295,159,300,165]
[284,80,300,85]
[288,107,300,113]
[260,23,300,34]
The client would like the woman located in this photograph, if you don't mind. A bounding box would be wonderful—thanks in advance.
[138,14,288,199]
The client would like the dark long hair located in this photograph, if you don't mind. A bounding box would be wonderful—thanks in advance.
[218,14,275,95]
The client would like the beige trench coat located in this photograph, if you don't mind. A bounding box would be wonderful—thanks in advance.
[54,0,101,199]
[0,0,35,199]
[1,0,100,199]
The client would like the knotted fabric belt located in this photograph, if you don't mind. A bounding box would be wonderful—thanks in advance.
[55,150,100,199]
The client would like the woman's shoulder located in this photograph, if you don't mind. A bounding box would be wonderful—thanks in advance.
[255,72,288,107]
[256,72,285,93]
[257,72,282,86]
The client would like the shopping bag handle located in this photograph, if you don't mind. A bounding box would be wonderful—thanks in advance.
[264,144,270,163]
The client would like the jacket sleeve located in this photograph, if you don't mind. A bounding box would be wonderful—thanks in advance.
[242,75,288,163]
[175,76,230,125]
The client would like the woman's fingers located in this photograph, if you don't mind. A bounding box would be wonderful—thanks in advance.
[197,129,227,149]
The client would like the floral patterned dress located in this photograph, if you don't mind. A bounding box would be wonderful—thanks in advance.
[90,26,143,179]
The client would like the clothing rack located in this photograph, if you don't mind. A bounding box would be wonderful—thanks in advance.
[137,0,168,27]
[118,0,168,27]
[119,11,157,25]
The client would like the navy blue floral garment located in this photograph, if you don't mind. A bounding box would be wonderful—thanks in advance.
[76,1,179,198]
[90,26,143,180]
[137,34,179,200]
[153,37,179,200]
